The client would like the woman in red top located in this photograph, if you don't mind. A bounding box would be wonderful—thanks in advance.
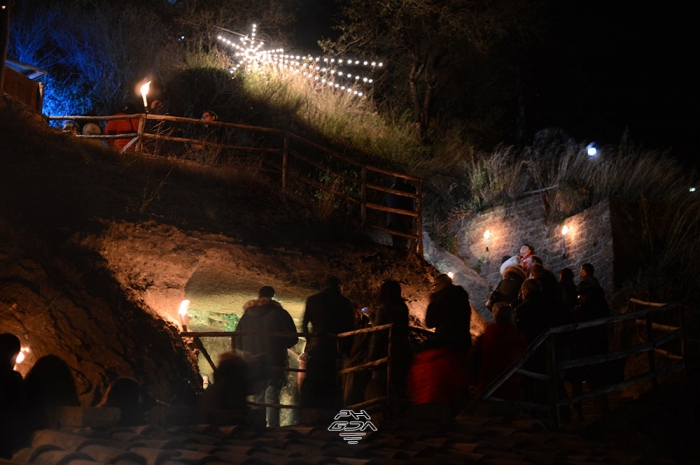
[105,103,139,152]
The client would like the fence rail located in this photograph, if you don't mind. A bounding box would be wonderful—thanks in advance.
[181,323,395,416]
[49,113,423,255]
[464,298,689,427]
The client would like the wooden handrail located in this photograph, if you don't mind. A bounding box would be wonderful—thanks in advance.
[48,112,424,256]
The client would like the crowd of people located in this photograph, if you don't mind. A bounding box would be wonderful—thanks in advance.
[2,254,615,455]
[59,102,225,158]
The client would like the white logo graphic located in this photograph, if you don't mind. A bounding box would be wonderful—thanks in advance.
[328,409,378,444]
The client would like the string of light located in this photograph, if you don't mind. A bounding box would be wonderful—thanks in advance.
[216,24,384,98]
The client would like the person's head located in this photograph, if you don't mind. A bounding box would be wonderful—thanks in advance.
[522,254,541,273]
[530,262,545,279]
[82,122,102,136]
[520,278,542,300]
[258,286,275,299]
[62,121,79,135]
[559,267,574,283]
[580,263,595,278]
[519,244,534,259]
[25,354,79,407]
[0,333,21,370]
[324,275,342,290]
[503,265,527,283]
[201,110,218,122]
[377,280,403,305]
[150,99,163,110]
[431,273,452,293]
[492,302,515,325]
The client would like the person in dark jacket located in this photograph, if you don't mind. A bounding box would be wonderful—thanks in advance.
[469,303,528,400]
[486,265,527,311]
[235,286,298,427]
[556,268,578,316]
[425,273,472,350]
[1,333,26,458]
[367,280,411,400]
[300,276,355,409]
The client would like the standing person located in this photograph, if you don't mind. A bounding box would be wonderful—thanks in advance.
[105,103,139,152]
[469,303,528,400]
[556,268,578,316]
[367,280,411,400]
[300,275,355,410]
[425,273,472,351]
[235,286,298,427]
[192,109,225,162]
[408,274,471,407]
[0,333,25,458]
[518,244,535,271]
[386,177,416,249]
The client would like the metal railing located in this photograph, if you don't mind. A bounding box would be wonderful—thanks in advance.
[180,323,395,415]
[463,298,689,426]
[48,113,424,255]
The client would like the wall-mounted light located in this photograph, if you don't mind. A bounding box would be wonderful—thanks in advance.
[447,271,454,280]
[484,230,491,252]
[561,225,569,259]
[14,347,30,370]
[179,299,190,332]
[586,143,598,157]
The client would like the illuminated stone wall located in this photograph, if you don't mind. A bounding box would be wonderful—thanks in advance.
[455,195,615,295]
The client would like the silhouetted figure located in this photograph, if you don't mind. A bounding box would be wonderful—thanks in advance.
[198,351,251,425]
[486,265,527,311]
[342,306,373,407]
[300,275,355,410]
[235,286,298,427]
[367,280,411,401]
[514,279,549,407]
[98,377,155,426]
[556,268,578,316]
[105,103,139,152]
[425,274,472,351]
[408,274,471,407]
[191,109,226,162]
[386,177,416,249]
[469,303,528,400]
[24,354,79,430]
[567,285,611,422]
[0,333,26,458]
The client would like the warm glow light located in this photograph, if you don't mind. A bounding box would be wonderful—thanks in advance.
[562,225,569,236]
[15,347,29,364]
[140,81,151,109]
[179,299,190,316]
[447,272,454,279]
[483,230,491,240]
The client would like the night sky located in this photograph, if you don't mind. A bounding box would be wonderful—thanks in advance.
[296,1,696,167]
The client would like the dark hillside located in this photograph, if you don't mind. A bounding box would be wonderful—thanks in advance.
[0,100,436,404]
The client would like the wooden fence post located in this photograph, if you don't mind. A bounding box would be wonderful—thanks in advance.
[137,113,146,152]
[645,313,658,392]
[282,133,289,192]
[385,324,393,418]
[546,338,561,428]
[415,180,423,256]
[360,166,367,229]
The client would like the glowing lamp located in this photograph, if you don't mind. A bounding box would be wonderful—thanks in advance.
[14,347,30,370]
[447,272,454,279]
[179,299,190,331]
[483,230,491,252]
[690,187,696,193]
[140,81,151,111]
[561,225,569,258]
[586,143,598,157]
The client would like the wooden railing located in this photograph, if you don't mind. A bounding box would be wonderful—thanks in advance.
[180,323,395,414]
[463,298,689,426]
[48,113,423,255]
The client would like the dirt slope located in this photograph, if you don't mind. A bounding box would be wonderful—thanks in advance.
[0,101,438,404]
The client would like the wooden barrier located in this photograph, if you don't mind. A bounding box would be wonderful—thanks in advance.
[48,113,424,256]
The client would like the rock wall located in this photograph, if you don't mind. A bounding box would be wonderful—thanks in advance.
[454,195,615,294]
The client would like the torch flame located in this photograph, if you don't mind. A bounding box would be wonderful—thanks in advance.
[179,299,190,316]
[483,230,491,240]
[140,81,151,97]
[562,225,569,236]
